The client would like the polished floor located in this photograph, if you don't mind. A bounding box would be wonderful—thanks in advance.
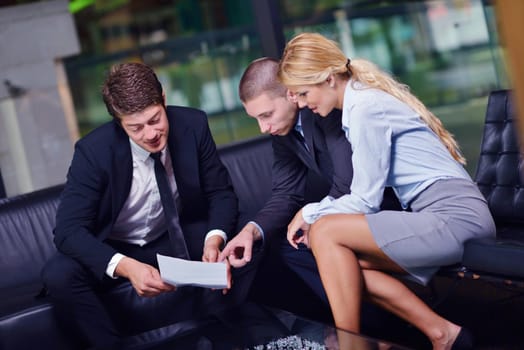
[337,276,523,350]
[250,259,524,350]
[394,276,524,350]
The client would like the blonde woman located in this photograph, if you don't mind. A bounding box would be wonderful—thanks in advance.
[279,32,495,350]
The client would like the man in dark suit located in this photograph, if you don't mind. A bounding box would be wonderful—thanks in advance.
[219,57,354,303]
[42,62,244,349]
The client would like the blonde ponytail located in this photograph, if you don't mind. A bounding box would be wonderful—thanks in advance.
[279,32,465,165]
[350,59,466,164]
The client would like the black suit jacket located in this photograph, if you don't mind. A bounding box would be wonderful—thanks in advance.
[254,108,353,241]
[53,106,238,280]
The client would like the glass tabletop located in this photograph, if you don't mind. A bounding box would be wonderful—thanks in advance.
[154,302,413,350]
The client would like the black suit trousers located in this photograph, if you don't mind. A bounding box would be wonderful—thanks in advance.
[42,233,260,350]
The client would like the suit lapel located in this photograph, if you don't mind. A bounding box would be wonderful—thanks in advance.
[299,109,321,173]
[284,113,319,171]
[111,122,133,221]
[166,108,193,205]
[301,110,316,161]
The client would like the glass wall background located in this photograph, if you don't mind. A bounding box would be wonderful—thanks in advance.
[278,0,508,174]
[8,0,507,176]
[63,0,263,144]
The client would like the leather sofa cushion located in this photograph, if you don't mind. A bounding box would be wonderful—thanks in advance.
[0,185,63,290]
[218,135,273,229]
[462,235,524,279]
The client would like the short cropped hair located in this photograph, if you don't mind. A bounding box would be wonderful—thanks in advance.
[238,57,287,103]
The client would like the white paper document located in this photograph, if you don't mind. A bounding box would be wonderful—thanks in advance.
[156,254,228,289]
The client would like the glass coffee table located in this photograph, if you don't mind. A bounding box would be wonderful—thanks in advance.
[142,302,413,349]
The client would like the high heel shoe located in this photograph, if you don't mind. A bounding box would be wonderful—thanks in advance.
[451,327,474,350]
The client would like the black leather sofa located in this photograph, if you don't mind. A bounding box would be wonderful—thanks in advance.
[438,90,524,289]
[1,89,523,349]
[0,134,329,350]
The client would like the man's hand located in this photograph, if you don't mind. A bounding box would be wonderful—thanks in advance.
[202,235,224,263]
[114,257,176,297]
[287,208,311,249]
[218,223,261,268]
[222,258,232,295]
[202,235,231,295]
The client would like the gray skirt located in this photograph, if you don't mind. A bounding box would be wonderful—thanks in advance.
[366,178,495,285]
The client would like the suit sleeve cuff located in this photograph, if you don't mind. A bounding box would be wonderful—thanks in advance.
[248,221,265,242]
[205,229,228,244]
[106,253,125,279]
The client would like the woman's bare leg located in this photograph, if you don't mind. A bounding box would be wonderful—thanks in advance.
[312,229,363,332]
[308,214,384,333]
[309,214,463,350]
[362,269,461,350]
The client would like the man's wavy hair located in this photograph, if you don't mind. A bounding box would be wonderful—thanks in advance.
[102,62,164,121]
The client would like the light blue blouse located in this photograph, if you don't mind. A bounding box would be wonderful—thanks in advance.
[302,81,470,223]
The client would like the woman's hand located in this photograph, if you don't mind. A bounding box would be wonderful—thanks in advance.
[287,209,311,249]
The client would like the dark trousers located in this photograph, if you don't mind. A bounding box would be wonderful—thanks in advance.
[41,233,259,350]
[280,238,328,305]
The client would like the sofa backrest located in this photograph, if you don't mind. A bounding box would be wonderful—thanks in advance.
[217,135,274,230]
[473,89,524,238]
[0,185,64,290]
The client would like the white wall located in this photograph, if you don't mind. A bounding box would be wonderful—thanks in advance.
[0,0,80,197]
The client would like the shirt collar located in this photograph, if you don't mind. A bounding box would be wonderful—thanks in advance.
[129,139,166,163]
[294,110,304,135]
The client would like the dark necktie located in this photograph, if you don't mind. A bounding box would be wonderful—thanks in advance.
[150,152,189,259]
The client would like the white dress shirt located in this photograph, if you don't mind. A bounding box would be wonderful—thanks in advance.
[106,139,227,277]
[302,81,470,223]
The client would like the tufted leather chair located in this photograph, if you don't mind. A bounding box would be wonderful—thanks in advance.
[456,89,524,285]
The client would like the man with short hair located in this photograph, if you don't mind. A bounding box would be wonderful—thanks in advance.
[42,62,246,349]
[219,57,354,302]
